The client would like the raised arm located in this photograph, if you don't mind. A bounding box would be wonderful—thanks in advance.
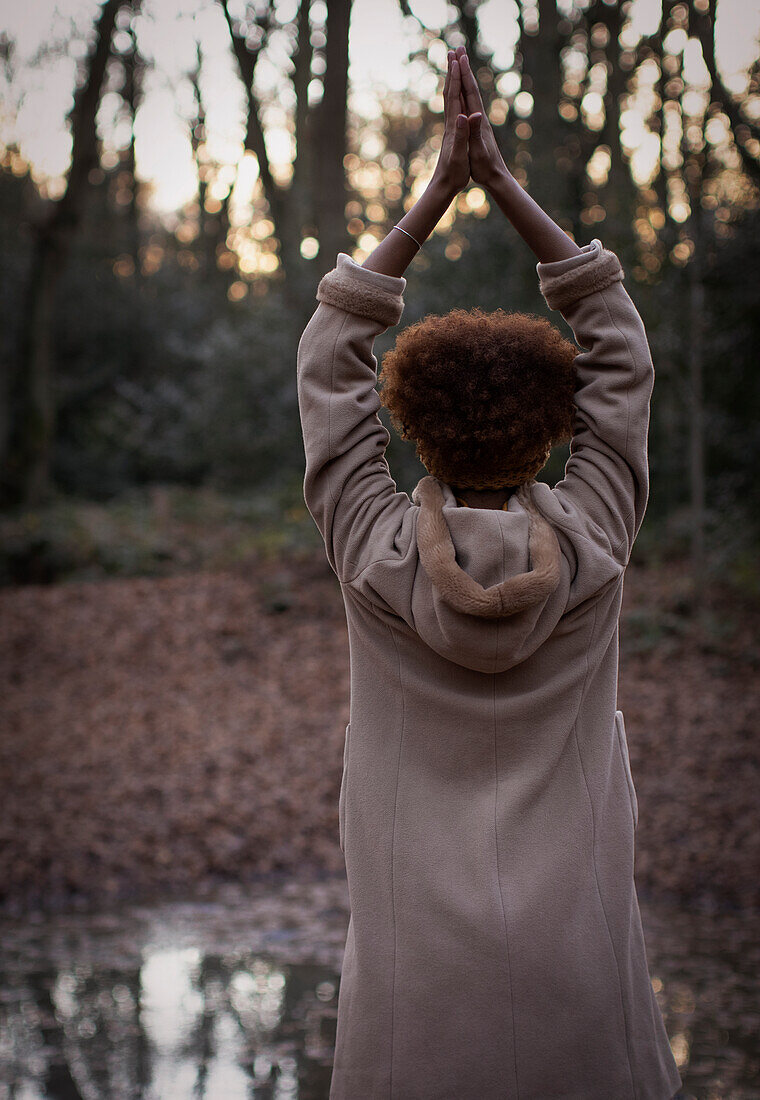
[536,244,653,565]
[361,50,478,278]
[459,47,654,565]
[297,52,475,589]
[456,47,583,265]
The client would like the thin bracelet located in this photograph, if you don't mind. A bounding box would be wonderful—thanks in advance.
[392,224,422,249]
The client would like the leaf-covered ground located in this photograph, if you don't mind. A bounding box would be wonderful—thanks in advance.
[1,553,758,914]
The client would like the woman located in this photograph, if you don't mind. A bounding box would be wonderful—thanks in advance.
[297,46,685,1100]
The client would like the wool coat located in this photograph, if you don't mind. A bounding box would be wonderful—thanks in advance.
[296,238,683,1100]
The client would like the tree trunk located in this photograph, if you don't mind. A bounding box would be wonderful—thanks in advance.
[517,0,570,220]
[122,4,143,277]
[3,0,121,507]
[314,0,353,279]
[595,0,639,247]
[220,0,313,317]
[692,0,760,187]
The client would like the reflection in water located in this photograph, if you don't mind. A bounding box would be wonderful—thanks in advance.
[2,948,337,1099]
[2,950,337,1099]
[0,879,347,1099]
[0,877,758,1098]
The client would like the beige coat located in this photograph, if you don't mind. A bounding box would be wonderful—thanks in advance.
[297,239,683,1100]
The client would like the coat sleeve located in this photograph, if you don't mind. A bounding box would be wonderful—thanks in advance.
[536,238,655,566]
[297,252,416,594]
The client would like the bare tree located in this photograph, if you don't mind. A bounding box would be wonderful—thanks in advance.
[3,0,122,506]
[188,42,232,282]
[589,0,640,243]
[692,0,760,188]
[516,0,573,221]
[219,0,353,318]
[313,0,352,277]
[119,4,145,276]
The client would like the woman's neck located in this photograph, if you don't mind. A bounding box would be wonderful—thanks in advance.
[452,485,517,509]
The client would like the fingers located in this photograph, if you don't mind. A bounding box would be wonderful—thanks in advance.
[452,49,466,115]
[449,59,461,122]
[446,50,465,127]
[467,112,483,156]
[455,45,485,118]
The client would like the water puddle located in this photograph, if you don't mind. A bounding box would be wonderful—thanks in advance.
[0,876,758,1098]
[0,877,348,1100]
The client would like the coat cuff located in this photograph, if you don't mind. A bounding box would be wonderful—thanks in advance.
[536,238,624,312]
[316,252,407,327]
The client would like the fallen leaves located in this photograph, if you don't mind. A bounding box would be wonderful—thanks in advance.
[0,553,758,914]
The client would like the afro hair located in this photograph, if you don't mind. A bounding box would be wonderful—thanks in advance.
[378,306,579,490]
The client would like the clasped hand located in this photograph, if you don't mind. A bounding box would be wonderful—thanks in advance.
[433,45,506,195]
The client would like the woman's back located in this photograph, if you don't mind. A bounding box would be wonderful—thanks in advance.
[297,241,680,1099]
[296,47,682,1099]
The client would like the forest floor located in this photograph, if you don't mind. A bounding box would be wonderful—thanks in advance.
[1,546,758,916]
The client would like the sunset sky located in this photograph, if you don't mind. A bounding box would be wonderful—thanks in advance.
[0,0,757,222]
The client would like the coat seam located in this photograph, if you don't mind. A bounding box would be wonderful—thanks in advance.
[573,601,637,1100]
[493,666,521,1099]
[492,514,520,1096]
[494,511,504,675]
[386,622,406,1100]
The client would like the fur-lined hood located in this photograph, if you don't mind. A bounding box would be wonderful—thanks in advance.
[383,474,559,673]
[412,475,562,618]
[399,473,623,673]
[405,474,566,672]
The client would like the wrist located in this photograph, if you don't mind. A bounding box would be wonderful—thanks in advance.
[428,171,460,203]
[485,162,515,195]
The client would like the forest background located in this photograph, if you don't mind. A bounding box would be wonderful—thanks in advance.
[2,6,760,1093]
[0,0,758,589]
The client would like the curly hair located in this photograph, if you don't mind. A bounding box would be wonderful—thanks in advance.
[378,306,579,490]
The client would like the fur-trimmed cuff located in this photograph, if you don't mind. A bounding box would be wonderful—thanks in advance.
[317,252,406,327]
[537,238,624,312]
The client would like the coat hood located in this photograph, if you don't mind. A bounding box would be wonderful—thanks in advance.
[407,475,570,674]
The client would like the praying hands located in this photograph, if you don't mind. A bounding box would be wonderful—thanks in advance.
[362,46,580,280]
[361,47,491,279]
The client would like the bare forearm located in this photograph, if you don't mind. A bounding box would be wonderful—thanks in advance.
[361,175,457,279]
[487,166,583,264]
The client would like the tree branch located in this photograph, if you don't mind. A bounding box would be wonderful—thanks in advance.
[690,0,760,187]
[219,0,278,205]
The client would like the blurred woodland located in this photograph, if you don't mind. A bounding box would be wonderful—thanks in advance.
[2,9,760,1093]
[0,0,758,588]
